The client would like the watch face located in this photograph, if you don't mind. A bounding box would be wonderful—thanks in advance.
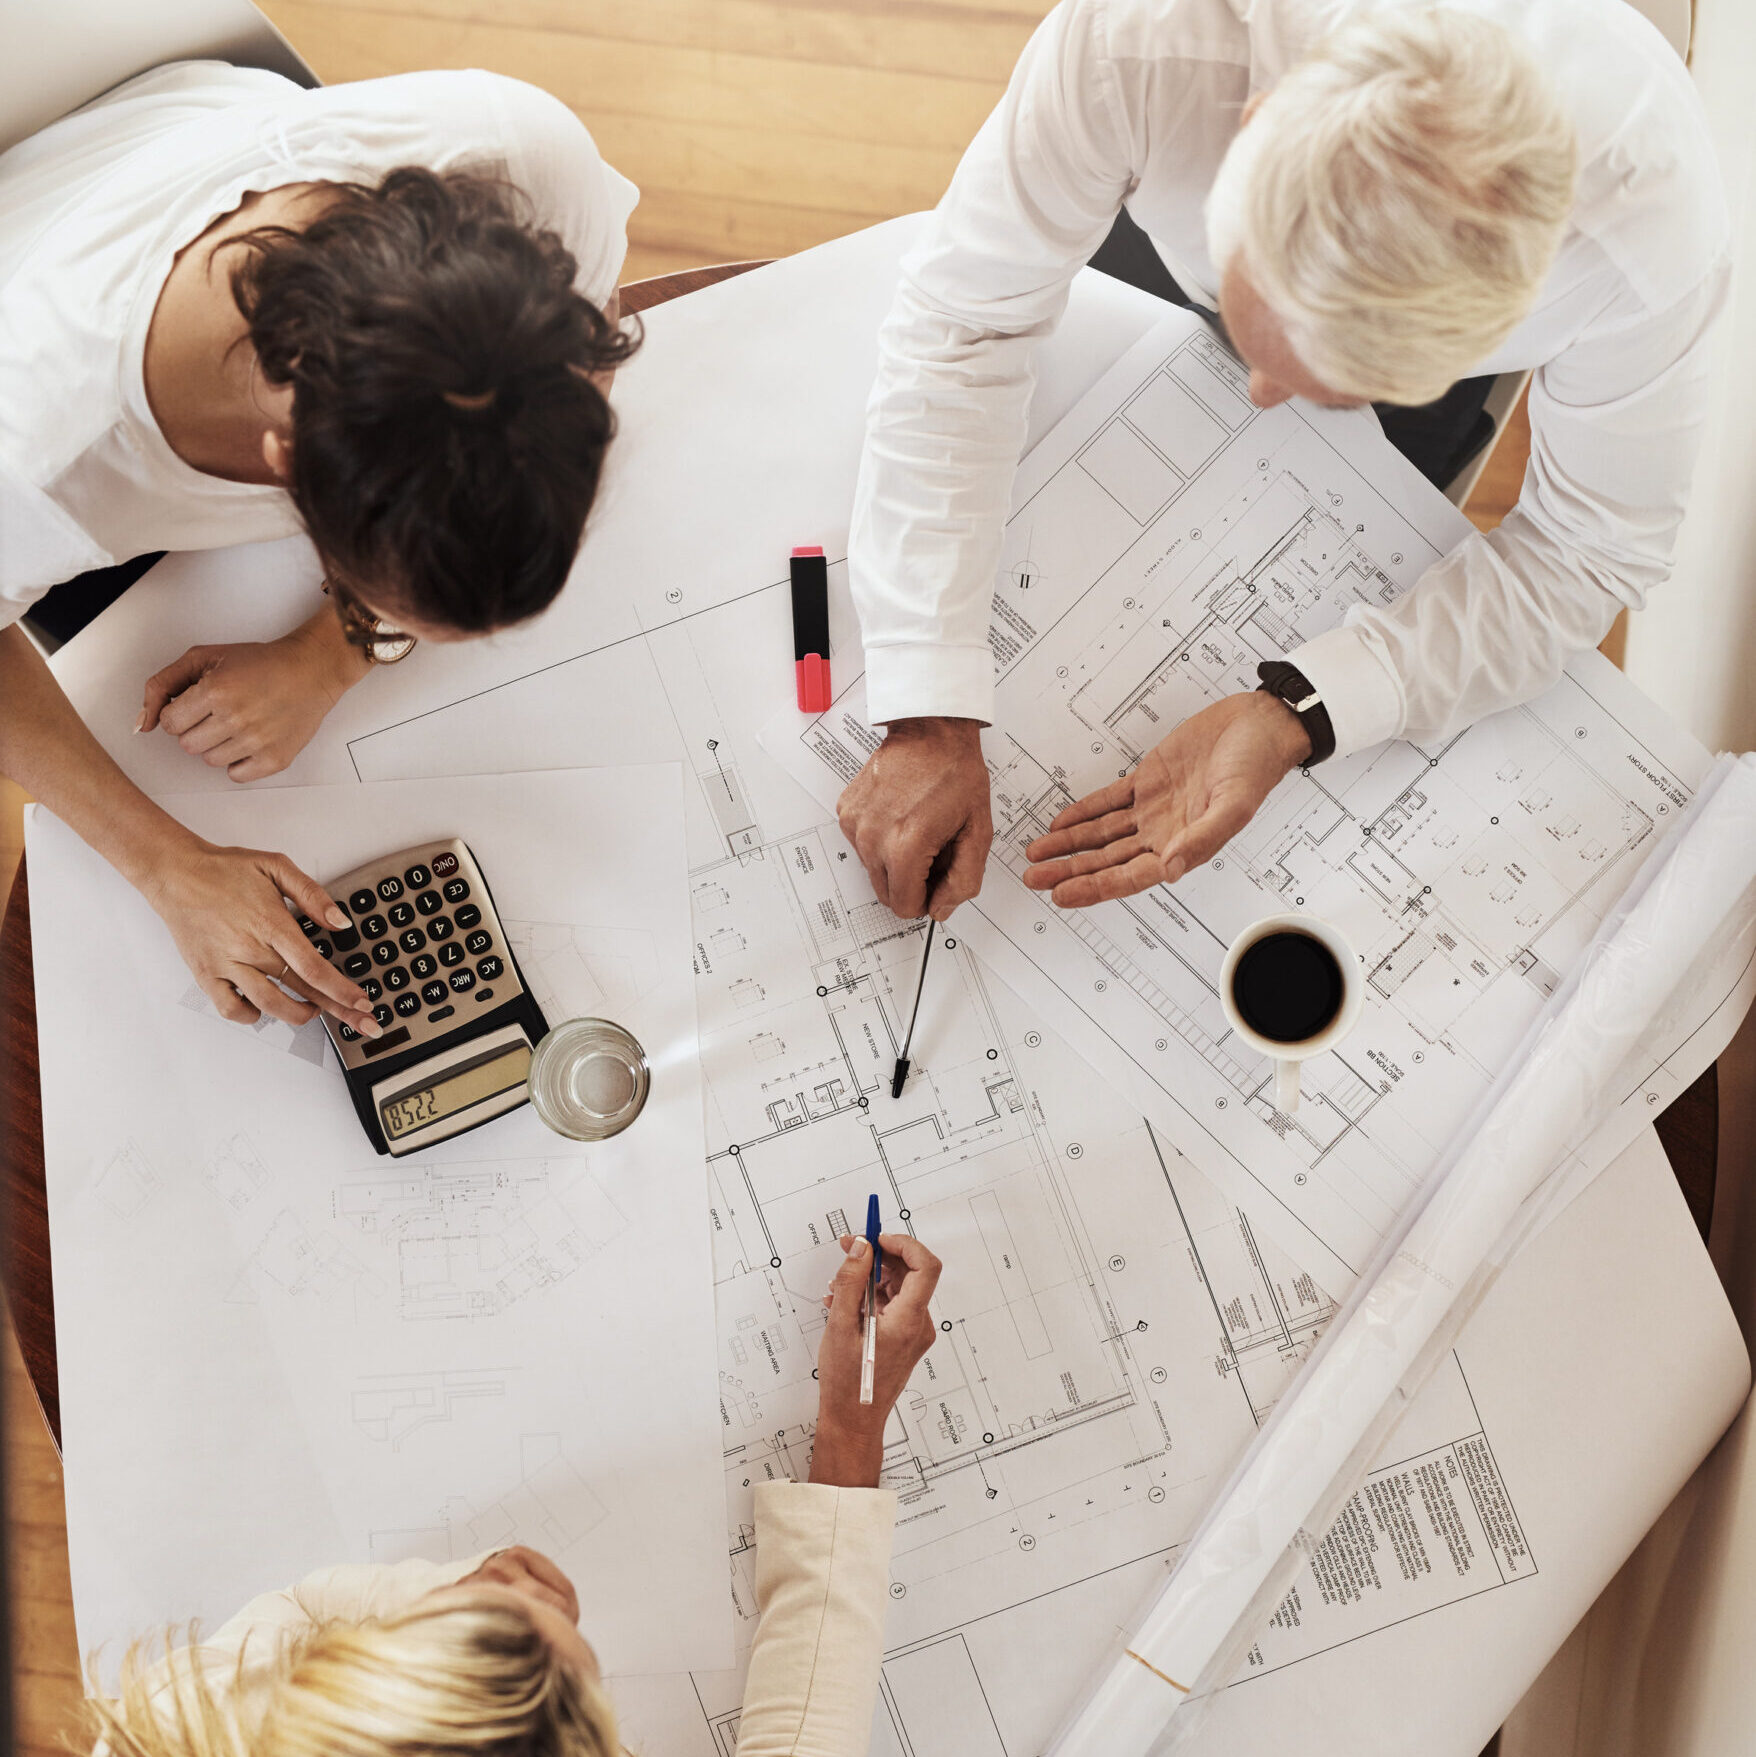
[367,632,418,664]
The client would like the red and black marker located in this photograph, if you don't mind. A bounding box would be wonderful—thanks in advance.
[790,546,832,713]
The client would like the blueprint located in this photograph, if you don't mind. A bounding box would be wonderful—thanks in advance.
[42,229,1753,1750]
[767,309,1756,1290]
[30,769,729,1680]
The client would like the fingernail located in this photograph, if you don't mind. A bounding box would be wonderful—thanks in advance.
[361,1018,384,1039]
[326,906,349,929]
[132,712,147,734]
[849,1238,870,1259]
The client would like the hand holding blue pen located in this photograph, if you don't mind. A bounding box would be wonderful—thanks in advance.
[811,1222,942,1488]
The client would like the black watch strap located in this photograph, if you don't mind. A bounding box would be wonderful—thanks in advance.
[1256,661,1336,766]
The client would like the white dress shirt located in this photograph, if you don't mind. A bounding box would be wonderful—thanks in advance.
[0,60,636,631]
[850,0,1730,757]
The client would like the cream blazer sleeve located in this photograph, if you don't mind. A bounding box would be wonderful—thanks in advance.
[734,1483,899,1757]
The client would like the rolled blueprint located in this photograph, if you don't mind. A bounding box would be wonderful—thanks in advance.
[1049,751,1756,1757]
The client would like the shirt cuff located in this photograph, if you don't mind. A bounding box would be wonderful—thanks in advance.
[863,642,995,727]
[1288,623,1406,759]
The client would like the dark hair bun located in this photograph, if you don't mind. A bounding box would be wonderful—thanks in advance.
[233,166,639,631]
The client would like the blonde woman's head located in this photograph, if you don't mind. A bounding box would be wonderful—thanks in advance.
[1206,6,1578,407]
[85,1586,620,1757]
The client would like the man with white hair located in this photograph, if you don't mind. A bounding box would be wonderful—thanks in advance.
[837,0,1729,918]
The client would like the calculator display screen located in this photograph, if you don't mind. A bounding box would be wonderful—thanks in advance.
[381,1044,532,1142]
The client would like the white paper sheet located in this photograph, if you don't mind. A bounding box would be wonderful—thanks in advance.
[28,768,729,1679]
[763,309,1756,1294]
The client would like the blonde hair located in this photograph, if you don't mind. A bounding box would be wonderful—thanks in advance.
[1206,7,1578,404]
[83,1596,621,1757]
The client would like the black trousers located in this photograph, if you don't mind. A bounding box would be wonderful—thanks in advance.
[1088,208,1497,492]
[24,550,164,648]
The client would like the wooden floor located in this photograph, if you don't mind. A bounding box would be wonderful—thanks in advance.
[1,4,1537,1751]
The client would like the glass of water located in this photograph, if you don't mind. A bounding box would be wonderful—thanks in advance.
[527,1018,651,1141]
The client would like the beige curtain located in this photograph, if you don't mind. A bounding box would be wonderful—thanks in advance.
[1501,1,1756,1750]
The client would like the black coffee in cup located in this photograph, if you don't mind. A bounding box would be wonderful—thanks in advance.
[1230,930,1345,1044]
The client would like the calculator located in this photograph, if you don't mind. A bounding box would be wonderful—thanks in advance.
[299,839,550,1157]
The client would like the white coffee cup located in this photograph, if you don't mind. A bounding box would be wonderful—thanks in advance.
[1218,913,1363,1113]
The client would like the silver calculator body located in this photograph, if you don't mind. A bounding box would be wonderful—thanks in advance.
[302,839,550,1156]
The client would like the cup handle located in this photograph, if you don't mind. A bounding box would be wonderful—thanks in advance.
[1275,1059,1301,1113]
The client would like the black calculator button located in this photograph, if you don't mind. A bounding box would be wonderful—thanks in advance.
[442,877,470,903]
[330,925,361,952]
[464,929,492,955]
[313,939,333,961]
[372,941,399,966]
[349,888,376,916]
[377,876,404,901]
[422,980,449,1007]
[415,889,443,916]
[439,941,465,968]
[426,916,454,942]
[298,916,320,939]
[338,1023,359,1042]
[399,927,426,954]
[432,851,460,879]
[427,1004,456,1023]
[343,953,372,978]
[411,953,437,980]
[361,913,387,939]
[475,988,494,1002]
[454,903,482,929]
[363,978,382,1002]
[394,992,422,1018]
[385,966,410,991]
[389,901,415,929]
[404,863,432,889]
[449,969,476,993]
[372,1004,394,1029]
[477,955,505,981]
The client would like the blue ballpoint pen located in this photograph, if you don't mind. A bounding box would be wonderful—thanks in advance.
[860,1193,882,1405]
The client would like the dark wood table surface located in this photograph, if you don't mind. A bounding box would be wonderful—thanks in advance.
[0,256,1720,1448]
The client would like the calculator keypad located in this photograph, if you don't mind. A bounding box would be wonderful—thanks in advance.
[321,839,526,1070]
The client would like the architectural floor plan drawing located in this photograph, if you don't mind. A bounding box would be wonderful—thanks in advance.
[769,310,1752,1291]
[339,570,1552,1755]
[613,853,1547,1757]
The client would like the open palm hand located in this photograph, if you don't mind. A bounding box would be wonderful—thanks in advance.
[1021,691,1311,907]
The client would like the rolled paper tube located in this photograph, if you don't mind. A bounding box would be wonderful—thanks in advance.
[1049,751,1756,1757]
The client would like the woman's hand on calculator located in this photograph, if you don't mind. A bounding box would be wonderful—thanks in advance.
[143,835,381,1036]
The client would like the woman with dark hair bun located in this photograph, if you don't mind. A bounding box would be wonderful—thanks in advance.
[0,64,638,1035]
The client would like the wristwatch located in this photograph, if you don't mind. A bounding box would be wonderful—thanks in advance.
[1256,661,1336,766]
[322,578,418,665]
